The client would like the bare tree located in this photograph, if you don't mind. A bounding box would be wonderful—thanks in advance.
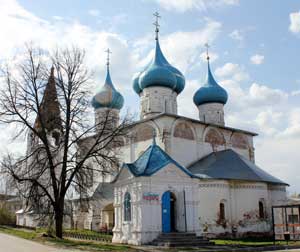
[0,45,130,238]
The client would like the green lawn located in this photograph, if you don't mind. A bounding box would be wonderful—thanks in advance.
[0,226,135,251]
[64,228,113,239]
[212,237,300,246]
[2,225,300,252]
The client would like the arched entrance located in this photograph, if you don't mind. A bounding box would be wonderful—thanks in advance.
[162,191,176,233]
[101,203,114,231]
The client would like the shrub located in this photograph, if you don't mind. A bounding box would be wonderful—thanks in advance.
[0,207,16,225]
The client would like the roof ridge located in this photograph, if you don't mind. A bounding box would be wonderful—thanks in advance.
[144,144,155,171]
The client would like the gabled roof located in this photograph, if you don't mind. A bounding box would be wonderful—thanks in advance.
[92,182,114,200]
[121,141,197,178]
[188,149,288,185]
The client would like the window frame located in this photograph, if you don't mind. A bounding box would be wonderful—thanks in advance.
[124,192,131,222]
[259,201,265,219]
[219,202,225,221]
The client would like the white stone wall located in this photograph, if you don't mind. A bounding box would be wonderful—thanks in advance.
[112,164,200,245]
[112,162,287,244]
[197,103,225,126]
[268,185,287,205]
[116,115,255,167]
[94,108,120,132]
[197,180,282,238]
[140,87,177,119]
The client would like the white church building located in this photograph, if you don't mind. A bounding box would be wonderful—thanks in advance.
[86,17,288,245]
[17,15,288,246]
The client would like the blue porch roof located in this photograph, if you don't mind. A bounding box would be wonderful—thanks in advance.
[122,142,197,178]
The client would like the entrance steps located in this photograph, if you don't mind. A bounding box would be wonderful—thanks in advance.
[151,232,214,247]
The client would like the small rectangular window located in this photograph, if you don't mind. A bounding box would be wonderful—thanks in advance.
[220,203,225,220]
[288,214,299,223]
[259,201,265,219]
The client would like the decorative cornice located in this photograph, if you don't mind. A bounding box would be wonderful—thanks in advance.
[199,183,267,190]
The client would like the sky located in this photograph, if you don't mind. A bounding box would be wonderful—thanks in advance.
[0,0,300,193]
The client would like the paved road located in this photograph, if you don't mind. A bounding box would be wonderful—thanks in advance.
[268,250,300,252]
[267,250,300,252]
[0,233,79,252]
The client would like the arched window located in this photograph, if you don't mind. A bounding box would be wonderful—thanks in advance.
[219,203,225,220]
[124,192,131,221]
[259,201,265,219]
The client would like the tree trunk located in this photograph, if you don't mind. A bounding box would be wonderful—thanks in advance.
[55,210,63,238]
[55,201,64,238]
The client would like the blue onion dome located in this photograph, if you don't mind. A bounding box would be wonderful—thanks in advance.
[193,60,228,106]
[133,39,185,95]
[132,71,143,94]
[92,66,124,110]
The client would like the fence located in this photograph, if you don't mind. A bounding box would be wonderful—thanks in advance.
[63,231,112,242]
[272,204,300,241]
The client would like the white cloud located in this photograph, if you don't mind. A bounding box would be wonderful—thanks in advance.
[153,0,239,13]
[177,80,199,118]
[250,54,264,65]
[162,20,222,72]
[212,62,290,137]
[279,108,300,138]
[88,9,100,17]
[52,16,63,21]
[214,63,299,191]
[254,109,283,136]
[247,83,288,106]
[229,29,243,41]
[0,0,140,155]
[135,19,222,73]
[255,136,300,192]
[289,10,300,34]
[215,62,249,81]
[0,0,138,92]
[200,51,218,62]
[291,90,300,96]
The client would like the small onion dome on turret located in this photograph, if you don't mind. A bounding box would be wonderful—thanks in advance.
[133,36,185,95]
[193,59,228,106]
[92,65,124,110]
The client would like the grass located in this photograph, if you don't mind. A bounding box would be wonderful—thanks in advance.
[43,238,133,251]
[0,225,136,251]
[212,237,300,247]
[0,225,38,240]
[2,225,300,251]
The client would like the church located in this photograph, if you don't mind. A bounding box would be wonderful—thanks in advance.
[17,14,288,246]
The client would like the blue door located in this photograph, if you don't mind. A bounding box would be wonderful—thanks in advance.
[162,191,171,233]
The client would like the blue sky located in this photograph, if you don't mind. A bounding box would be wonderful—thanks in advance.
[16,0,300,90]
[0,0,300,193]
